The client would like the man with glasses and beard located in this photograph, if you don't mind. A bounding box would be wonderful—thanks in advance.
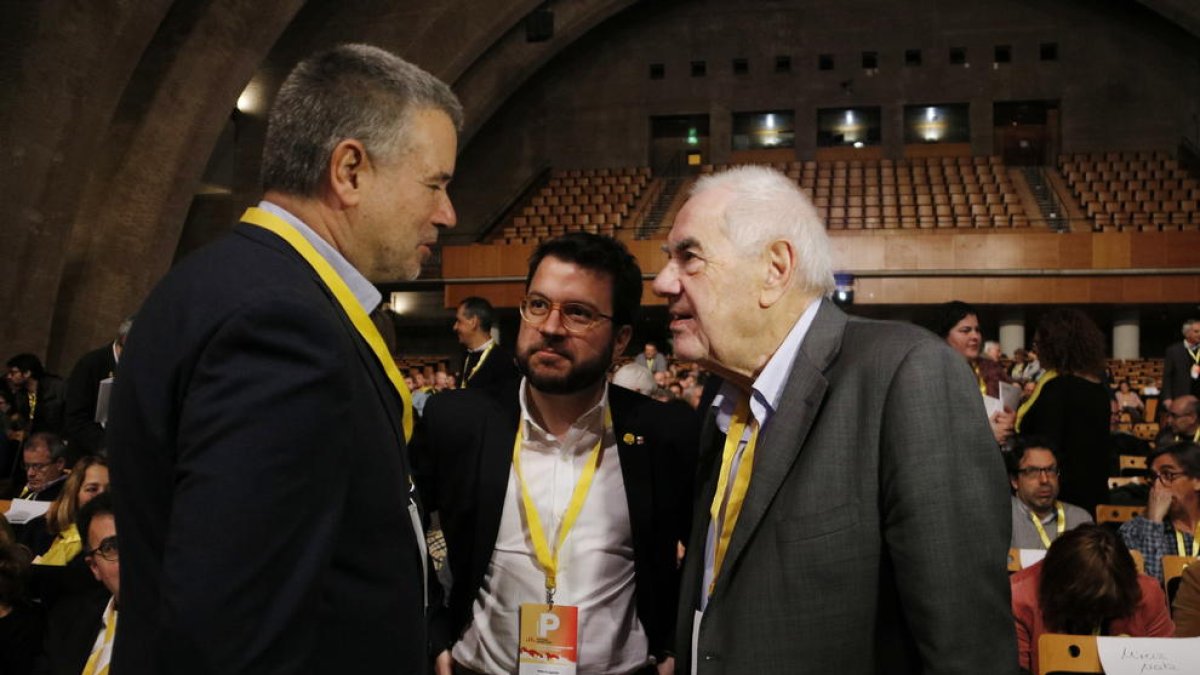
[416,232,696,675]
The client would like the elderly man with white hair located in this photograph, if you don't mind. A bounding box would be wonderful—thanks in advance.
[653,166,1014,674]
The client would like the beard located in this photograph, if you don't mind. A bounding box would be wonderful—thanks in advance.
[518,338,612,395]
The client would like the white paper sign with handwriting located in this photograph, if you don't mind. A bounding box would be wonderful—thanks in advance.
[1096,637,1200,674]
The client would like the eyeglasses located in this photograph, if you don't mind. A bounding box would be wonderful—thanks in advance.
[86,535,118,562]
[1148,469,1187,485]
[23,461,56,473]
[519,294,613,333]
[1017,466,1060,479]
[1165,411,1196,419]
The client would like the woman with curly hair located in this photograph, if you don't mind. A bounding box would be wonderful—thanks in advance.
[1011,524,1173,674]
[30,455,109,566]
[1016,308,1111,515]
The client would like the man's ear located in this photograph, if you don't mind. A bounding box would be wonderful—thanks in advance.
[760,239,796,307]
[328,139,369,207]
[613,324,633,359]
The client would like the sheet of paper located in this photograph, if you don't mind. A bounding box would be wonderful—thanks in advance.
[1096,636,1200,675]
[4,498,51,524]
[95,377,114,427]
[999,381,1021,413]
[983,394,1002,418]
[1018,548,1047,569]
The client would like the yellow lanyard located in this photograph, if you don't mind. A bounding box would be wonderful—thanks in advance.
[972,362,986,396]
[1015,369,1059,432]
[27,390,37,422]
[1030,502,1066,549]
[1175,523,1200,557]
[512,406,611,606]
[1188,344,1200,365]
[81,601,117,675]
[240,207,414,442]
[461,343,495,388]
[708,396,760,598]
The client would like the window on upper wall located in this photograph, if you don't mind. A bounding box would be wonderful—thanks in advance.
[732,110,795,150]
[816,107,882,148]
[775,55,792,73]
[903,103,970,144]
[994,45,1011,65]
[818,54,835,71]
[949,47,967,66]
[649,63,665,80]
[861,51,878,70]
[1040,42,1058,61]
[732,57,749,75]
[905,49,922,66]
[691,60,707,77]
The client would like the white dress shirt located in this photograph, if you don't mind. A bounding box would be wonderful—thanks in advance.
[453,380,648,674]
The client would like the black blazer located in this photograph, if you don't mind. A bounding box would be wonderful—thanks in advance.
[64,343,116,455]
[416,381,697,659]
[37,589,108,675]
[107,223,430,674]
[460,342,519,389]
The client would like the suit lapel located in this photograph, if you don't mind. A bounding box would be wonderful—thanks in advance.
[710,300,846,601]
[610,388,652,559]
[472,385,522,585]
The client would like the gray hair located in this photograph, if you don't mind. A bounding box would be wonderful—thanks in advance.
[1184,319,1200,336]
[691,165,836,296]
[261,43,463,196]
[612,362,657,397]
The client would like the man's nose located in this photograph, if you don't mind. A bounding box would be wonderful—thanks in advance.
[652,264,679,297]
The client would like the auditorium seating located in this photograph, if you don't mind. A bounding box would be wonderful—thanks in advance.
[1107,358,1163,393]
[497,167,652,244]
[702,156,1028,230]
[1058,151,1200,232]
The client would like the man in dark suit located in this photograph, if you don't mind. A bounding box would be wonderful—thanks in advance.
[106,44,461,674]
[6,354,66,437]
[652,166,1015,674]
[63,318,131,456]
[1163,318,1200,411]
[9,432,68,502]
[453,296,519,389]
[420,233,695,675]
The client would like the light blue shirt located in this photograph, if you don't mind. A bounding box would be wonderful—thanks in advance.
[700,298,820,610]
[257,200,381,314]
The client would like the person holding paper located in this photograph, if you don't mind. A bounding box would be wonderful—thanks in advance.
[937,301,1015,445]
[1014,308,1112,516]
[1011,524,1173,675]
[107,44,461,673]
[653,166,1013,674]
[1006,436,1093,552]
[418,233,696,675]
[9,432,69,502]
[62,317,131,456]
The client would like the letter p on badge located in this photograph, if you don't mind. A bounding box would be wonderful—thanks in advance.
[519,603,579,675]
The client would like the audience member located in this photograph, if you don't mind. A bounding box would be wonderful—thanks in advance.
[1113,380,1145,422]
[41,493,119,675]
[8,432,69,501]
[63,317,131,455]
[635,341,668,373]
[1016,308,1112,515]
[652,166,1012,673]
[453,296,518,389]
[30,456,109,565]
[106,44,460,673]
[937,300,1015,445]
[1173,561,1200,637]
[983,340,1002,361]
[419,233,695,675]
[1006,436,1093,550]
[611,361,657,396]
[6,354,67,437]
[1119,442,1200,580]
[0,542,44,674]
[1011,524,1173,675]
[1162,318,1200,411]
[1159,395,1200,445]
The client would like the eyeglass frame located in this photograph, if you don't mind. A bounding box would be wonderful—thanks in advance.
[519,293,614,333]
[23,461,60,473]
[1147,469,1189,485]
[1016,466,1060,479]
[85,535,118,562]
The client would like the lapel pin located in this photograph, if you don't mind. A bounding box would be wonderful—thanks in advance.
[622,433,635,445]
[636,435,645,445]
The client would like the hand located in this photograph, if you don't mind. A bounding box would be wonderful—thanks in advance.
[657,656,676,675]
[434,649,454,675]
[989,409,1015,445]
[1147,480,1174,522]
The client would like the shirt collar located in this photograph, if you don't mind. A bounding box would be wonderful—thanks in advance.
[711,299,821,432]
[257,200,382,314]
[518,376,608,448]
[470,338,496,354]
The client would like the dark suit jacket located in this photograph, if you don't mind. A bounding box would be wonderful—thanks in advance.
[675,300,1016,674]
[107,223,430,674]
[460,342,519,389]
[37,588,109,675]
[1163,340,1200,402]
[18,375,67,437]
[64,343,116,455]
[416,381,697,659]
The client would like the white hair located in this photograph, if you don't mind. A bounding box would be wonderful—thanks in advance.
[691,165,836,296]
[612,362,657,396]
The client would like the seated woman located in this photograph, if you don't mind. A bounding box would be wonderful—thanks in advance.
[1119,442,1200,581]
[30,456,109,566]
[1175,561,1200,637]
[1012,524,1173,675]
[1114,380,1145,422]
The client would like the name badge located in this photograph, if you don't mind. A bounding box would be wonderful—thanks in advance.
[519,603,579,675]
[1191,364,1199,379]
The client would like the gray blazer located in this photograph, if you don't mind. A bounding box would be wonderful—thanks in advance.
[675,300,1017,674]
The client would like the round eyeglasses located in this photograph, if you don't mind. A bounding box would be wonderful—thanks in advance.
[519,294,613,333]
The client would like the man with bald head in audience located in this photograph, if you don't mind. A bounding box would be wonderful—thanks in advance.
[653,165,1014,674]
